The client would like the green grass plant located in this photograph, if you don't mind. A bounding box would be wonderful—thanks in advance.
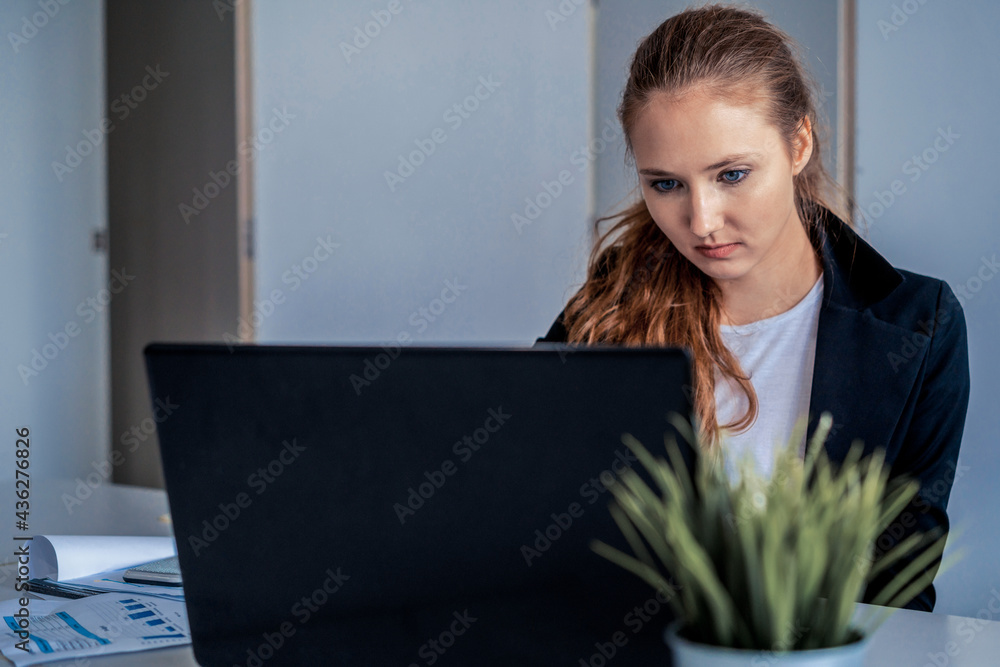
[591,412,961,650]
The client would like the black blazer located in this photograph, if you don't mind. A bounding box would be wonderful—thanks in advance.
[535,208,971,612]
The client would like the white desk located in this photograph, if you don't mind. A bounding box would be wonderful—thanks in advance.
[0,481,197,666]
[1,482,998,666]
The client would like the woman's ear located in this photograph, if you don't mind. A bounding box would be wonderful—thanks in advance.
[791,116,814,176]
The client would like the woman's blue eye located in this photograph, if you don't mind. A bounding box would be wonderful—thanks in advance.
[652,179,679,192]
[721,169,750,184]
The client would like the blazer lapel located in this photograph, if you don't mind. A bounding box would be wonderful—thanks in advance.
[806,211,925,464]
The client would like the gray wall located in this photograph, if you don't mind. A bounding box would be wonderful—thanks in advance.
[856,0,1000,618]
[250,0,840,346]
[251,0,592,345]
[0,1,108,494]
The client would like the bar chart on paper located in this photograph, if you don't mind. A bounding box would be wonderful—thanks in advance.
[1,593,190,666]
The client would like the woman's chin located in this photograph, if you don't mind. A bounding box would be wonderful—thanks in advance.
[691,258,748,284]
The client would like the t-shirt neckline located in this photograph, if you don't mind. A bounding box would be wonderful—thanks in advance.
[720,273,824,333]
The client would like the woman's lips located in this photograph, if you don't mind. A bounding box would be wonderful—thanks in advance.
[696,243,740,259]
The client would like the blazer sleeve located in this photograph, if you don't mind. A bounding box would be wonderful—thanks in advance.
[533,310,569,347]
[862,280,970,612]
[533,246,625,347]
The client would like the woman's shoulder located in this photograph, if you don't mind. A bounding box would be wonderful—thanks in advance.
[846,260,967,355]
[885,257,962,308]
[883,266,954,308]
[534,245,626,345]
[890,267,966,335]
[818,210,965,331]
[892,267,955,300]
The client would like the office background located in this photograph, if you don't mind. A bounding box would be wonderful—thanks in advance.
[1,0,996,618]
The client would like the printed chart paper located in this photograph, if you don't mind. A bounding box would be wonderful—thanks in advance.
[0,593,190,666]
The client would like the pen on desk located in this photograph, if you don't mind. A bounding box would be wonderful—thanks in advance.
[25,578,105,599]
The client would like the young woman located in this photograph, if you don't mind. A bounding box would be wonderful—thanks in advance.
[536,5,970,612]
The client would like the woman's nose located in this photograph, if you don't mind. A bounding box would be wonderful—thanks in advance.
[688,189,725,238]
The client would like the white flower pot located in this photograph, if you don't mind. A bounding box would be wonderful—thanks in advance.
[664,622,871,667]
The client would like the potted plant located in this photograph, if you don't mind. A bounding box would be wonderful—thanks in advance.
[591,412,960,666]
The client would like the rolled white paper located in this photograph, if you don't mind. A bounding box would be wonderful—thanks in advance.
[27,535,177,581]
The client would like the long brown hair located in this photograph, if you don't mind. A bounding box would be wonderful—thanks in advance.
[561,4,848,449]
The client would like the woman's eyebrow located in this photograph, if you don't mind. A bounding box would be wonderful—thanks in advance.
[702,152,762,171]
[639,152,762,177]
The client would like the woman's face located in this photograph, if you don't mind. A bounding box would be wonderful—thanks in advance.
[630,88,812,285]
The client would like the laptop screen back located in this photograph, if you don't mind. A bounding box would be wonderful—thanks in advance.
[145,344,693,665]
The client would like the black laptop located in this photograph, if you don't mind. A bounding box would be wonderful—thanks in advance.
[144,343,694,666]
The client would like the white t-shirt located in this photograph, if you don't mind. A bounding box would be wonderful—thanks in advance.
[714,273,824,480]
